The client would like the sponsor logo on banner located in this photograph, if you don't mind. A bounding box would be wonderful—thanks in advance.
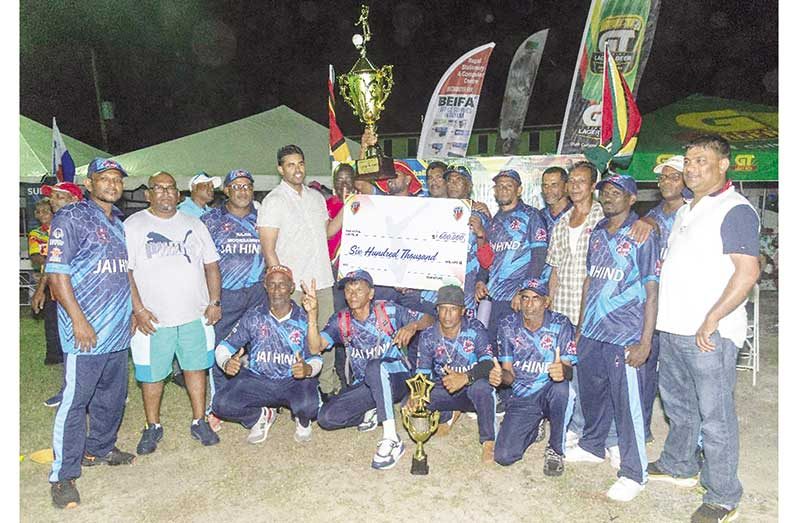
[453,207,464,221]
[734,154,757,171]
[350,201,360,214]
[591,16,644,74]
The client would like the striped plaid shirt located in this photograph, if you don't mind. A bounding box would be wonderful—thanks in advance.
[545,200,604,325]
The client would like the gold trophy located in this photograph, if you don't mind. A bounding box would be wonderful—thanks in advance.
[401,373,441,475]
[338,5,396,181]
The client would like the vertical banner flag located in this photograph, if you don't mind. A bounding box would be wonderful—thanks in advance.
[329,64,353,166]
[417,43,495,160]
[495,30,549,155]
[584,47,642,171]
[557,0,661,154]
[51,117,75,183]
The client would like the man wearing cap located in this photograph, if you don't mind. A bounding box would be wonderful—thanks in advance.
[309,269,434,470]
[494,278,577,477]
[649,135,759,523]
[425,160,448,198]
[414,285,502,463]
[375,159,424,197]
[258,144,341,397]
[211,265,322,444]
[565,174,659,502]
[541,166,572,237]
[177,172,221,218]
[125,171,222,455]
[478,168,548,346]
[46,158,135,509]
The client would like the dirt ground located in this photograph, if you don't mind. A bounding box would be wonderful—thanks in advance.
[19,291,778,522]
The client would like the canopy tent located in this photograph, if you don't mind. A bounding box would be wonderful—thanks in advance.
[74,105,361,191]
[20,115,109,182]
[626,94,778,182]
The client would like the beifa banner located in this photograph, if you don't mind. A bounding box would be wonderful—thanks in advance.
[557,0,661,154]
[417,43,495,160]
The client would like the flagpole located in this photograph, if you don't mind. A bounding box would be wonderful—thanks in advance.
[90,48,109,152]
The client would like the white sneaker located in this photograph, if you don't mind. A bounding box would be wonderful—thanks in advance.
[294,419,312,443]
[247,407,277,444]
[358,409,378,432]
[606,445,621,470]
[371,438,404,470]
[606,476,645,502]
[565,430,580,449]
[564,445,604,463]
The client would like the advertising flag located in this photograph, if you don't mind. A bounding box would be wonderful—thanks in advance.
[329,64,353,165]
[51,117,75,183]
[417,43,495,160]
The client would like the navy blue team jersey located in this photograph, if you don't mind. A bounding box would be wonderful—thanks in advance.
[415,317,493,380]
[321,300,421,384]
[464,209,490,311]
[487,201,548,301]
[645,201,678,259]
[497,309,577,397]
[581,212,660,347]
[45,199,132,355]
[218,302,320,380]
[542,201,572,237]
[201,205,264,290]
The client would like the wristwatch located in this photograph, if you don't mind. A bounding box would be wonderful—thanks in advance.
[210,300,221,307]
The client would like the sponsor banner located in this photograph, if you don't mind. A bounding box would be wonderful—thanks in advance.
[558,0,661,154]
[417,43,495,160]
[339,195,471,290]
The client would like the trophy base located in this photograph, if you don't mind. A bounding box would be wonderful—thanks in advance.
[355,155,396,182]
[410,455,429,475]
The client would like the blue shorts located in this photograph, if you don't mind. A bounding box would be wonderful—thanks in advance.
[131,318,215,382]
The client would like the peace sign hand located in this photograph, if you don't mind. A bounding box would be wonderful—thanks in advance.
[300,279,318,316]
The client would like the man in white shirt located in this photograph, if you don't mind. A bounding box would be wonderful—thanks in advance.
[257,144,343,395]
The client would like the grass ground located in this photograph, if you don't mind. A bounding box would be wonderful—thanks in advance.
[19,293,779,522]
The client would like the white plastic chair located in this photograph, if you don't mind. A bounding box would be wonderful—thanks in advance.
[737,283,760,385]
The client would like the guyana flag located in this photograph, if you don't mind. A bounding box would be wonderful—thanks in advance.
[584,47,642,171]
[328,65,352,165]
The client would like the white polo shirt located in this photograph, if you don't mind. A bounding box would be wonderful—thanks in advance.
[257,180,334,290]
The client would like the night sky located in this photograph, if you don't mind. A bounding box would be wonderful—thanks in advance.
[19,0,778,155]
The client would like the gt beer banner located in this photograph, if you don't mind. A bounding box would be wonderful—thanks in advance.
[339,195,471,291]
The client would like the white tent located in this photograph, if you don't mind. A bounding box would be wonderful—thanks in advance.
[74,105,361,191]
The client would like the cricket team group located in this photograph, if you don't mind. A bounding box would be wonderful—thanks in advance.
[29,132,759,523]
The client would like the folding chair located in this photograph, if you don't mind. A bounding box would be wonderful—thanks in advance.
[736,283,760,386]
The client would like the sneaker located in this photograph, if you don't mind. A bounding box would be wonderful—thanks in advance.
[294,419,312,443]
[534,419,547,443]
[43,393,62,408]
[565,430,580,449]
[690,503,739,523]
[543,446,564,477]
[647,462,699,487]
[191,419,220,446]
[247,407,277,444]
[136,424,163,455]
[481,440,495,464]
[564,445,604,463]
[606,445,621,470]
[208,412,223,433]
[358,408,378,432]
[371,438,404,470]
[51,479,80,509]
[607,476,645,502]
[82,447,136,467]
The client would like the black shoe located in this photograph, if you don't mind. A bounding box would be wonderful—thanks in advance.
[690,503,739,523]
[534,419,547,443]
[82,447,136,467]
[646,461,698,487]
[543,446,564,477]
[136,424,164,455]
[191,419,220,446]
[172,372,186,389]
[51,479,80,509]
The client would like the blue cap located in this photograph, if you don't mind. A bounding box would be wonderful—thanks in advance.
[224,169,254,187]
[443,165,472,182]
[87,157,128,178]
[518,277,549,297]
[338,269,374,289]
[492,169,521,185]
[596,173,637,195]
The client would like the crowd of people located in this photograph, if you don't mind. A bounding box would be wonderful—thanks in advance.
[28,133,759,523]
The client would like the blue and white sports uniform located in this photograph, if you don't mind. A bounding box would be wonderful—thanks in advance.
[542,202,572,238]
[201,205,264,292]
[576,211,659,485]
[464,209,490,315]
[495,310,577,462]
[211,302,321,427]
[317,301,421,430]
[45,199,132,483]
[645,201,678,260]
[416,317,498,443]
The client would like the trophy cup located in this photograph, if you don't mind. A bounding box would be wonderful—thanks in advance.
[338,5,396,181]
[401,373,441,475]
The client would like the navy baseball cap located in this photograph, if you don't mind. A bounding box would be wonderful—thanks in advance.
[224,169,254,187]
[518,278,549,297]
[596,173,637,196]
[436,285,465,307]
[492,169,521,185]
[338,269,374,289]
[87,157,128,178]
[443,165,472,183]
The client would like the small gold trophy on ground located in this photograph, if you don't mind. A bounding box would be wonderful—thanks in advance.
[401,373,440,475]
[338,4,396,181]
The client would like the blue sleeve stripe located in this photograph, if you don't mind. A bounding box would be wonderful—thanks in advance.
[642,275,659,284]
[320,332,334,350]
[306,355,322,363]
[218,341,236,354]
[478,354,493,362]
[529,241,547,249]
[416,368,432,375]
[45,263,71,274]
[498,356,513,363]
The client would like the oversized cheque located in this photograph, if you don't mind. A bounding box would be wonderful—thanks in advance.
[339,195,470,291]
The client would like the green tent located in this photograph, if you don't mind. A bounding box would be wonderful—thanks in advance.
[627,94,777,181]
[20,116,109,182]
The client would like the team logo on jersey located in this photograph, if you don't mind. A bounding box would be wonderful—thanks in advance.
[462,339,475,353]
[49,247,62,262]
[616,240,632,257]
[52,228,64,240]
[453,206,464,221]
[535,227,547,242]
[510,219,521,231]
[289,329,302,346]
[222,221,234,233]
[592,239,602,252]
[96,227,109,243]
[434,345,446,359]
[258,324,269,337]
[540,334,553,351]
[565,340,577,355]
[350,201,360,214]
[513,335,526,349]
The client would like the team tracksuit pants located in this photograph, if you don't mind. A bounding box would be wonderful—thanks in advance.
[427,378,498,444]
